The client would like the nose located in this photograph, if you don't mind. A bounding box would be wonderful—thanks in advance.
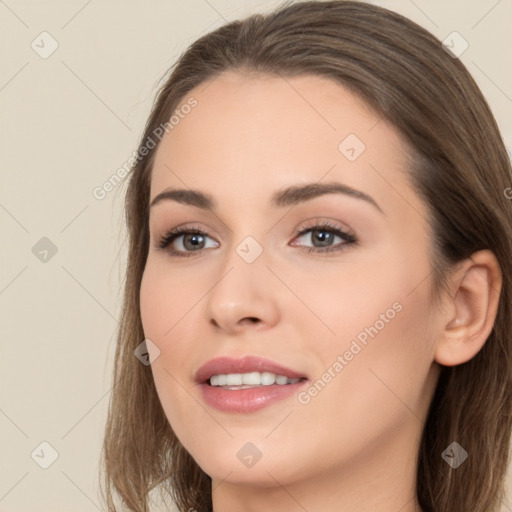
[205,245,281,334]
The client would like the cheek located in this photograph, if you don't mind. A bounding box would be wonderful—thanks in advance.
[139,265,194,397]
[288,249,430,356]
[305,268,437,433]
[139,260,203,341]
[301,242,437,424]
[139,265,200,436]
[140,269,168,339]
[139,259,212,398]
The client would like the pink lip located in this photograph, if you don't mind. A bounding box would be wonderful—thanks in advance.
[194,356,309,413]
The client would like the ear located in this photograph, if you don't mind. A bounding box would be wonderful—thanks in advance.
[435,249,502,366]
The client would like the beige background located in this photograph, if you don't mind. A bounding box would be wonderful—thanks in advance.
[1,0,511,511]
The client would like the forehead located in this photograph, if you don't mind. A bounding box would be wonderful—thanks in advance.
[149,71,413,211]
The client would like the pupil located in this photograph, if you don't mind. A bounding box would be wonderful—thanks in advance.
[314,229,332,247]
[185,234,203,250]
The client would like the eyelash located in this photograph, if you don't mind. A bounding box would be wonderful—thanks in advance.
[157,221,357,258]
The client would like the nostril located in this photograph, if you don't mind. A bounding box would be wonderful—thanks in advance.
[241,317,259,324]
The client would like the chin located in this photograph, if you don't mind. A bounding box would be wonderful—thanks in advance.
[182,438,300,485]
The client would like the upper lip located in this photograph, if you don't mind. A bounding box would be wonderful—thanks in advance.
[194,356,308,384]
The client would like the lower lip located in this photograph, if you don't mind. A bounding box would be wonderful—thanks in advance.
[198,380,308,413]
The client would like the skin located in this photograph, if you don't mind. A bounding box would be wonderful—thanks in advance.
[139,71,502,512]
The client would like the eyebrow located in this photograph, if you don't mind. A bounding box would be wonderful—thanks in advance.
[150,182,384,214]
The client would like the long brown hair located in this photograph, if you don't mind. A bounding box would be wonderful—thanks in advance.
[99,1,512,511]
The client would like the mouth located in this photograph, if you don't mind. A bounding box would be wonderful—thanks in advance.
[195,355,308,385]
[207,371,307,389]
[194,355,309,413]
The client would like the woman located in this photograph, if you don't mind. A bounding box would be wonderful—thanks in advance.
[100,1,512,511]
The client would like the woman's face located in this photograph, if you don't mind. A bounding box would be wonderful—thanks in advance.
[140,71,442,497]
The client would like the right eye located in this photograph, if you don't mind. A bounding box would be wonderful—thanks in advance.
[157,226,219,258]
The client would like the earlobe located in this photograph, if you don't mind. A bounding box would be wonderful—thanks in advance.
[434,249,502,367]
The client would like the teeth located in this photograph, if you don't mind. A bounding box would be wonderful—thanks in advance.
[275,375,288,385]
[261,372,276,385]
[225,374,243,385]
[242,372,260,385]
[209,372,301,387]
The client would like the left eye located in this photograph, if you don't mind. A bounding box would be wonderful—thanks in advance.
[291,223,357,254]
